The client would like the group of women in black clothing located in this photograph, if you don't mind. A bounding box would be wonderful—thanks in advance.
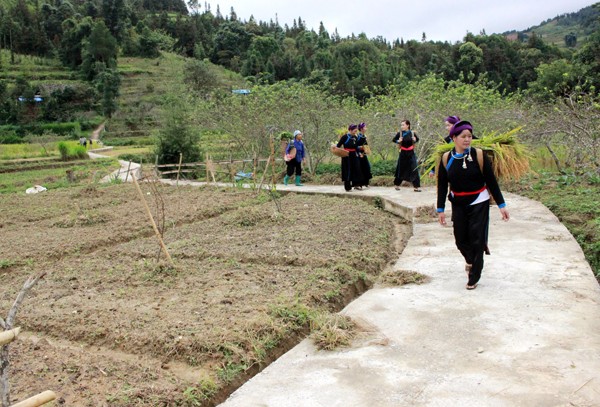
[335,116,510,291]
[336,123,373,191]
[336,119,422,192]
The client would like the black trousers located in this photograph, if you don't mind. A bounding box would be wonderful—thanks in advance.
[451,200,490,286]
[286,160,302,176]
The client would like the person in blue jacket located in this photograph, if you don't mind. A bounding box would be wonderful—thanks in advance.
[284,130,306,186]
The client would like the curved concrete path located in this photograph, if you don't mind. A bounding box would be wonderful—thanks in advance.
[88,149,141,182]
[202,183,600,407]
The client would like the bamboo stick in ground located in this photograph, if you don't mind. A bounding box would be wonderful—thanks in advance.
[10,390,56,407]
[131,174,174,266]
[0,328,20,346]
[176,153,183,186]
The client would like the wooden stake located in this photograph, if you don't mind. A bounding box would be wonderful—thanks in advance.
[205,153,209,183]
[0,328,20,346]
[256,154,271,192]
[10,390,56,407]
[131,174,174,266]
[176,153,183,186]
[269,133,276,186]
[207,157,216,183]
[253,151,257,183]
[124,161,132,183]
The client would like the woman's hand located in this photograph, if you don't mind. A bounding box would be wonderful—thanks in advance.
[499,207,510,221]
[438,212,447,226]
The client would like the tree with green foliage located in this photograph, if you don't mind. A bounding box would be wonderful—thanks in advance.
[184,59,219,94]
[458,41,484,83]
[59,17,94,69]
[95,68,120,118]
[101,0,129,42]
[575,29,600,91]
[528,59,586,99]
[564,32,577,47]
[211,21,251,69]
[81,20,118,80]
[154,96,202,165]
[138,26,161,58]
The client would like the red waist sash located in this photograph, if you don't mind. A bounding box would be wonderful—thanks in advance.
[400,145,414,151]
[344,148,356,152]
[451,186,487,196]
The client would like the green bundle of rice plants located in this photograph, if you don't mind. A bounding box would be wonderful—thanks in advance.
[423,127,530,181]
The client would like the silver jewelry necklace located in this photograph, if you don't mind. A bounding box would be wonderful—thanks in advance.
[451,148,473,169]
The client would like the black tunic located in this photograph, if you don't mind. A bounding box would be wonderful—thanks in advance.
[356,132,372,186]
[436,148,505,211]
[393,130,420,187]
[337,133,364,187]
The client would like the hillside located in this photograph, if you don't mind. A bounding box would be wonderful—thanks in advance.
[107,53,248,143]
[503,3,599,48]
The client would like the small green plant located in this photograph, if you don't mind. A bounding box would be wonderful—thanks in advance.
[0,259,15,269]
[183,379,218,405]
[217,361,247,384]
[373,196,384,210]
[57,141,69,161]
[269,302,315,329]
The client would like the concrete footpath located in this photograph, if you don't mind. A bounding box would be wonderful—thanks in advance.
[212,184,600,407]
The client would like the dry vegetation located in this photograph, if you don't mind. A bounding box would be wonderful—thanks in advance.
[0,183,403,406]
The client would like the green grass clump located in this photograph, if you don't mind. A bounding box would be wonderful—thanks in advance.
[507,171,600,278]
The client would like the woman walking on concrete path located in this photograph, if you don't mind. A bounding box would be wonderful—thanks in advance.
[430,115,460,178]
[337,124,365,191]
[436,120,509,290]
[284,130,306,186]
[392,119,421,192]
[356,122,372,189]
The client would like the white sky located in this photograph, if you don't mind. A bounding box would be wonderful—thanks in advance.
[205,1,597,43]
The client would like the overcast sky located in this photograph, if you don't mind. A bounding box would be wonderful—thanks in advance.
[205,1,597,43]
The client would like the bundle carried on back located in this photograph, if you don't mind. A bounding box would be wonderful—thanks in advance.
[424,127,530,181]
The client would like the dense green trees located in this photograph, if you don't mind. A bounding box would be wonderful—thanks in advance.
[0,0,598,129]
[1,0,597,101]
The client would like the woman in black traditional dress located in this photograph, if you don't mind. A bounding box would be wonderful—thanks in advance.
[356,122,372,189]
[392,120,421,192]
[437,120,510,290]
[337,124,364,192]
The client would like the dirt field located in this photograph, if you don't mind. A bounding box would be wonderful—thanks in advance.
[0,183,407,406]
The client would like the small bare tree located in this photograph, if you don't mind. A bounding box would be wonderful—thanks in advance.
[1,273,46,407]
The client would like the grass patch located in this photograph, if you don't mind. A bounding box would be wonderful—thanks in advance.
[378,269,430,286]
[0,141,94,160]
[506,171,600,278]
[310,313,357,351]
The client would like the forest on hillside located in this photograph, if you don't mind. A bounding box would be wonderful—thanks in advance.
[0,0,598,104]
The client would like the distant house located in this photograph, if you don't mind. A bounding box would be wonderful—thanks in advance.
[232,89,251,95]
[18,95,43,102]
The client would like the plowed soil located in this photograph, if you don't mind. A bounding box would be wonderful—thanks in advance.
[0,183,406,406]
